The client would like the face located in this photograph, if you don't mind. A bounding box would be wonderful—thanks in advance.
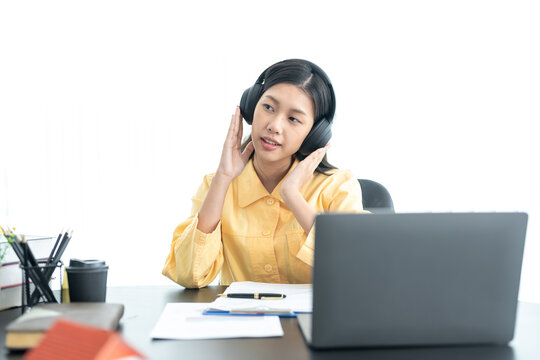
[251,83,315,165]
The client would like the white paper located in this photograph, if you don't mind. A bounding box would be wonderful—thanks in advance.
[150,302,283,340]
[209,281,313,313]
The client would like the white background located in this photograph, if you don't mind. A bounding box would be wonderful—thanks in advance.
[1,1,539,302]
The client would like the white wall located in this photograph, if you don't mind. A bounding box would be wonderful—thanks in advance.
[1,1,539,301]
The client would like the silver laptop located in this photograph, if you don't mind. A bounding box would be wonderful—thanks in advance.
[298,213,528,349]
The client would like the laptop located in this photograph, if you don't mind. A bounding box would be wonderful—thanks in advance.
[298,212,528,349]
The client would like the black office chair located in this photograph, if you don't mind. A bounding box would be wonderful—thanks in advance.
[358,179,395,214]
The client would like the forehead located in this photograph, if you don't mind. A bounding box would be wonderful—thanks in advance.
[261,83,315,117]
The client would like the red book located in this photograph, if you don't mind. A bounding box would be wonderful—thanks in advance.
[24,319,146,360]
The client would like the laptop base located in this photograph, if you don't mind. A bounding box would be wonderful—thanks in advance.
[297,313,312,345]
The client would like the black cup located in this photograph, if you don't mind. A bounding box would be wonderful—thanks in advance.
[66,258,108,302]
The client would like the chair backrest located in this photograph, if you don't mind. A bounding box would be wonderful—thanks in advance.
[358,179,395,214]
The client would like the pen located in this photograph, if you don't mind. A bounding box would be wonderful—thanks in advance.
[218,293,286,300]
[47,228,64,264]
[230,308,293,315]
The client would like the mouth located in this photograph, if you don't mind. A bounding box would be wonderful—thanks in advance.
[260,137,281,150]
[261,137,281,146]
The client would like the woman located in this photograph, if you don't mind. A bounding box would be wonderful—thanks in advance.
[163,59,368,288]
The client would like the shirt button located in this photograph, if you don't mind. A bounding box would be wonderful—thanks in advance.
[262,230,271,236]
[264,264,273,272]
[266,198,274,205]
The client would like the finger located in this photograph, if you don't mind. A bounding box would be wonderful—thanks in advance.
[236,107,244,145]
[240,141,254,162]
[305,148,328,170]
[319,144,330,156]
[225,113,236,145]
[306,147,328,162]
[229,107,240,145]
[232,109,239,137]
[296,149,325,175]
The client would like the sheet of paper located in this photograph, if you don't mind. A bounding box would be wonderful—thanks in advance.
[210,281,313,313]
[150,302,283,340]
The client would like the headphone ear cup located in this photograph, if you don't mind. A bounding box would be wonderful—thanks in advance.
[239,88,252,124]
[240,84,264,125]
[299,119,332,156]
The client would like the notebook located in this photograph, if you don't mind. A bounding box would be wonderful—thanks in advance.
[298,212,528,349]
[5,302,124,350]
[203,281,312,316]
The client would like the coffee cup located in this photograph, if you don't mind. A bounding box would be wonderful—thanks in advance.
[66,258,108,302]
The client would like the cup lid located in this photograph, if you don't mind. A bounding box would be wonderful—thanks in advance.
[68,258,107,268]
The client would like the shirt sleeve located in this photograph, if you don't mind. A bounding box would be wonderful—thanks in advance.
[161,174,224,288]
[296,171,369,267]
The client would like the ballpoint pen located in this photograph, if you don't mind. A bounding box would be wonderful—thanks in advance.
[218,293,286,300]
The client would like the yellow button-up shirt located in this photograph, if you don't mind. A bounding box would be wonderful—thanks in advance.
[162,158,368,288]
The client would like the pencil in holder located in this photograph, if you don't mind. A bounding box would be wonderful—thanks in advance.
[20,260,63,312]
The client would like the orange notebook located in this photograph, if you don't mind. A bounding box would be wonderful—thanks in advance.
[24,319,145,360]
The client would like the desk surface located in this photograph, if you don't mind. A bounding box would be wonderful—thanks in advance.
[1,286,540,360]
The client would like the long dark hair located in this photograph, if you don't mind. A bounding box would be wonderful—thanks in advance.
[241,59,337,175]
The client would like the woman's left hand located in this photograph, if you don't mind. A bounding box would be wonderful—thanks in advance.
[280,143,330,200]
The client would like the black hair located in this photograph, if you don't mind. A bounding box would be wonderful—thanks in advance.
[241,59,337,175]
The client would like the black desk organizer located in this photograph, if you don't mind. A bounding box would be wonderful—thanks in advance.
[20,259,63,312]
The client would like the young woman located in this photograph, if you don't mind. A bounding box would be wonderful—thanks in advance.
[162,59,368,288]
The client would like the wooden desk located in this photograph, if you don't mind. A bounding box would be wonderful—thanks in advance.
[1,286,540,359]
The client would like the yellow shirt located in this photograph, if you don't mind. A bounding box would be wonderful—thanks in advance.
[162,158,368,288]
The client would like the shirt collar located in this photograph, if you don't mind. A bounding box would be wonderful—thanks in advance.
[237,157,300,208]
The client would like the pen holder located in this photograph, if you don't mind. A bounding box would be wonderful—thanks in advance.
[20,260,63,312]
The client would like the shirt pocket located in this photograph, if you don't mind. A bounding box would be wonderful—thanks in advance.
[286,232,313,283]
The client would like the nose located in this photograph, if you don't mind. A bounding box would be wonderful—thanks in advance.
[266,114,286,134]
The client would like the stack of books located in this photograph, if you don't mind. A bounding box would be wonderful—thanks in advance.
[5,302,125,350]
[0,235,53,310]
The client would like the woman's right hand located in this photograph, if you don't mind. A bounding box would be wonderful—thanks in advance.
[216,106,254,181]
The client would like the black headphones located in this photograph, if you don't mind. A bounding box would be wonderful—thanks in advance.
[239,59,336,156]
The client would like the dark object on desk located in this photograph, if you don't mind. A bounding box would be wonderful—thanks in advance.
[301,212,528,349]
[358,179,394,213]
[1,227,63,308]
[29,230,73,303]
[4,302,124,350]
[218,293,286,300]
[26,230,73,306]
[25,319,145,360]
[66,259,109,302]
[0,235,56,311]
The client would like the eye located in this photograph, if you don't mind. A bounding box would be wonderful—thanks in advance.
[289,117,301,124]
[263,104,274,112]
